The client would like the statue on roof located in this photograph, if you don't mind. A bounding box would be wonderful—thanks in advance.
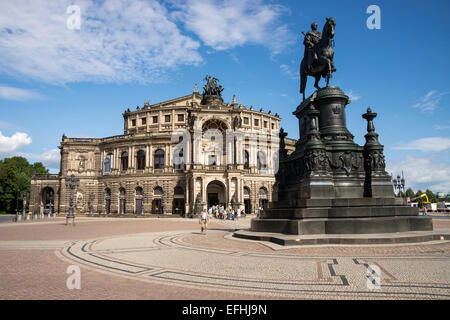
[202,75,223,97]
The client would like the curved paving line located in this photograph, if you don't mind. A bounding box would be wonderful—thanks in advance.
[58,231,450,299]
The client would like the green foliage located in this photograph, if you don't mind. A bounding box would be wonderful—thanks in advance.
[405,188,415,198]
[0,157,49,213]
[425,189,437,203]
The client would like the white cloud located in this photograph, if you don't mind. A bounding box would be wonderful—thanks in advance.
[433,124,450,130]
[387,152,450,192]
[280,64,296,79]
[0,0,202,85]
[173,0,292,54]
[0,131,32,153]
[0,85,42,101]
[19,149,61,172]
[412,90,446,112]
[347,90,360,101]
[393,137,450,152]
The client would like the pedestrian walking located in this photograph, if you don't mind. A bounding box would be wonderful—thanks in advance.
[200,209,209,234]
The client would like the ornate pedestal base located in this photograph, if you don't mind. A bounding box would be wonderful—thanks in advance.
[238,87,435,244]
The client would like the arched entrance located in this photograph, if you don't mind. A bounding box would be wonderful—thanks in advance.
[42,187,54,215]
[152,186,164,214]
[258,187,268,210]
[206,180,226,208]
[243,186,251,214]
[104,188,111,214]
[119,188,126,214]
[135,187,144,215]
[172,186,185,216]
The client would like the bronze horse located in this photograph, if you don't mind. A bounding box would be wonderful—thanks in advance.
[300,18,336,100]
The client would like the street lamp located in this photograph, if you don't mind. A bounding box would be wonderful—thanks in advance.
[22,191,29,216]
[65,174,80,225]
[392,171,405,197]
[88,193,95,216]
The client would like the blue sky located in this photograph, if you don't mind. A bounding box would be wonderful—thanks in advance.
[0,0,449,192]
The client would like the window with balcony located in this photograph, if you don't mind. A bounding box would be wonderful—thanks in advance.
[154,149,165,169]
[137,150,146,170]
[103,155,112,174]
[121,151,128,170]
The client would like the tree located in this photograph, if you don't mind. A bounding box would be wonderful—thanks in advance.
[0,157,49,214]
[414,190,424,207]
[405,188,415,198]
[425,189,437,203]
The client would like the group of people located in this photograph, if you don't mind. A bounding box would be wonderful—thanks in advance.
[199,204,246,234]
[208,204,245,221]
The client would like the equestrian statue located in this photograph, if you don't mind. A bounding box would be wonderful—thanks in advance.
[300,17,336,100]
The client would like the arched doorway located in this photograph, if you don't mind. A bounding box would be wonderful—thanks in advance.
[206,180,226,208]
[104,188,111,214]
[152,186,164,214]
[135,187,144,215]
[172,186,185,216]
[258,187,268,210]
[42,187,54,215]
[243,186,251,214]
[119,188,126,214]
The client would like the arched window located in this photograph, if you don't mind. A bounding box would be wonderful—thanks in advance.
[174,148,184,169]
[121,151,128,171]
[174,186,184,196]
[137,150,146,170]
[154,149,165,169]
[257,151,266,170]
[244,150,250,169]
[154,186,164,196]
[104,154,112,174]
[136,187,144,196]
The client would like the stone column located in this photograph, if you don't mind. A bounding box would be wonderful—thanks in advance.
[201,177,206,209]
[149,145,153,167]
[185,178,190,215]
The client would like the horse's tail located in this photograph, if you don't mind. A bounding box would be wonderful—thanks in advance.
[299,60,306,94]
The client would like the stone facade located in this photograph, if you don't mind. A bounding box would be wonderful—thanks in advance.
[29,89,295,216]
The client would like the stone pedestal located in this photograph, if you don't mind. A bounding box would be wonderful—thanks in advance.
[248,87,433,239]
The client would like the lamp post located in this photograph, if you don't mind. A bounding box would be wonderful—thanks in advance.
[65,174,80,225]
[88,193,95,216]
[392,171,405,197]
[22,191,29,216]
[161,193,166,215]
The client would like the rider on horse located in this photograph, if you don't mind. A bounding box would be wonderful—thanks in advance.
[303,22,322,73]
[300,17,337,100]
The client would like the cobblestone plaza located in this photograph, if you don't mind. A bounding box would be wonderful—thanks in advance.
[1,216,449,300]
